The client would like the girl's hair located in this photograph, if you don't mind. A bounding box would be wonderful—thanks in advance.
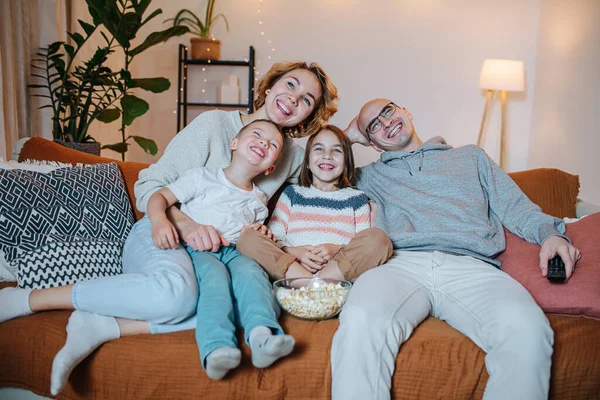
[299,125,355,189]
[253,61,339,139]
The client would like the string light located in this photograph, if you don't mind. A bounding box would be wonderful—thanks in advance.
[253,0,277,83]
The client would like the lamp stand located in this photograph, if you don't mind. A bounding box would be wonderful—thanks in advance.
[477,89,508,169]
[499,90,507,169]
[477,90,492,149]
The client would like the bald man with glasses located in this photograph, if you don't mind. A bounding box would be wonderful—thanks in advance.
[330,98,581,400]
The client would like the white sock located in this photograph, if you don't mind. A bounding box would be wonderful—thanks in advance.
[0,287,33,323]
[205,347,242,380]
[249,326,295,368]
[50,311,120,395]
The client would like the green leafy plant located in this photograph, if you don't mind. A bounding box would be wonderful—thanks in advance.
[30,0,189,160]
[166,1,229,38]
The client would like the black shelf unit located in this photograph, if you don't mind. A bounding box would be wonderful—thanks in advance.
[176,44,255,133]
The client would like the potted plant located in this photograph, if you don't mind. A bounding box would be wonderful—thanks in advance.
[167,1,229,60]
[30,0,189,159]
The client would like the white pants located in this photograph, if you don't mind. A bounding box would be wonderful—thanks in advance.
[331,251,553,400]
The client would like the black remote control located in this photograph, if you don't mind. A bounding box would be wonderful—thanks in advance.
[547,255,566,283]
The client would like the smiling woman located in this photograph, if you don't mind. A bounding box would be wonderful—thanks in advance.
[0,60,339,394]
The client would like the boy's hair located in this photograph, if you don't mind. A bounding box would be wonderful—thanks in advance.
[237,119,283,141]
[299,124,355,189]
[253,61,339,139]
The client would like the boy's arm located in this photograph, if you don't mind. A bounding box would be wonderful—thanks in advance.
[148,188,180,249]
[134,116,214,213]
[477,150,580,279]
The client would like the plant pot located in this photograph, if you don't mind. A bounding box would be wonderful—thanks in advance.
[54,140,101,156]
[190,38,221,60]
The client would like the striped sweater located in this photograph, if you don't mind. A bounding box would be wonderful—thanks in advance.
[268,185,371,247]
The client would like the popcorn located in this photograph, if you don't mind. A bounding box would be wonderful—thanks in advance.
[275,282,350,320]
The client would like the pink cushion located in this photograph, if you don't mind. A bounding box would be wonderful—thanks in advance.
[498,213,600,319]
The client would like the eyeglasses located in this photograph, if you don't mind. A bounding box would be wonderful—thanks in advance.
[366,102,398,137]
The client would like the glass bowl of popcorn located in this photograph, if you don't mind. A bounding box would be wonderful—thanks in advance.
[273,277,352,321]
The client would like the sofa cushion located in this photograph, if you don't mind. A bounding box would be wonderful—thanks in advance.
[499,213,600,319]
[508,168,579,218]
[0,163,134,289]
[18,137,150,221]
[0,301,598,399]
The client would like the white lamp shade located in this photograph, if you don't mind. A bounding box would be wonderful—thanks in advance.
[479,59,525,92]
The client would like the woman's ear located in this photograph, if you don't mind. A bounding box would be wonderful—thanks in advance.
[264,165,276,176]
[229,137,238,150]
[265,89,271,95]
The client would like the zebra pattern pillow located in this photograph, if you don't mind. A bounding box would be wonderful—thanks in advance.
[0,162,134,289]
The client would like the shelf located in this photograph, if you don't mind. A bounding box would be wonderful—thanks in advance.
[177,44,255,133]
[183,59,251,67]
[186,103,251,108]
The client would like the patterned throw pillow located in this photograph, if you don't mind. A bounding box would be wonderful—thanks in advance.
[0,163,134,289]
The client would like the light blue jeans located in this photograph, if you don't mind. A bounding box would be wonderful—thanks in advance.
[71,216,198,333]
[186,245,283,368]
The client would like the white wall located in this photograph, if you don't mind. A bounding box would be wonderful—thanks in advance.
[69,0,542,172]
[528,0,600,204]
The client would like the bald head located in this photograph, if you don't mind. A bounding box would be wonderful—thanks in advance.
[356,98,421,152]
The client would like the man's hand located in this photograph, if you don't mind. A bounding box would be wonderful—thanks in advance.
[242,223,276,242]
[151,217,180,249]
[182,223,230,252]
[539,236,581,280]
[344,116,370,146]
[283,245,326,273]
[310,244,343,261]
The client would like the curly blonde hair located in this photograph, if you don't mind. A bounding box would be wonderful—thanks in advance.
[253,61,339,138]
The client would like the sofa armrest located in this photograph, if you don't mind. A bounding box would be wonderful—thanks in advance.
[576,199,600,218]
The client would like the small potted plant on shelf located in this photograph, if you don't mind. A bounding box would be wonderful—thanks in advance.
[167,1,229,60]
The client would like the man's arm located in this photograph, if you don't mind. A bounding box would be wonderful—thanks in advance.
[477,150,580,279]
[344,116,370,146]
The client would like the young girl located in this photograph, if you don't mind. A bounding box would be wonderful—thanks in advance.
[237,125,393,282]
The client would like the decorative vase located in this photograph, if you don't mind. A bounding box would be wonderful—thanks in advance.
[54,140,101,156]
[190,38,221,60]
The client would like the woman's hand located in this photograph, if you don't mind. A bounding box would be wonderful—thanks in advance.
[151,217,180,249]
[344,116,370,146]
[183,222,230,252]
[310,244,343,261]
[283,246,326,273]
[242,223,276,242]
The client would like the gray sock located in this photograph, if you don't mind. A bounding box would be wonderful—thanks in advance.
[0,287,33,323]
[250,326,295,368]
[205,347,242,380]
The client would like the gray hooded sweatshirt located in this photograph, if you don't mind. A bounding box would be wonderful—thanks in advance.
[355,136,567,267]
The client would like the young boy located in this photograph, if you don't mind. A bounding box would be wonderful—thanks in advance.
[147,119,294,380]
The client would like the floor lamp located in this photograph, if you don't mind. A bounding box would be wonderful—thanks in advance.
[477,59,525,169]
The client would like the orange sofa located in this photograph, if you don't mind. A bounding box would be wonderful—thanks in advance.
[1,137,599,399]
